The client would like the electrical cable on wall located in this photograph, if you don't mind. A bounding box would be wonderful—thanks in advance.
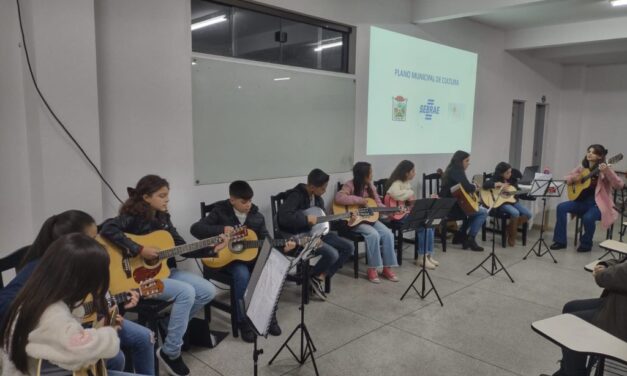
[15,0,123,204]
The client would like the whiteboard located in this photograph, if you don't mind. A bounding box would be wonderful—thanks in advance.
[192,56,356,185]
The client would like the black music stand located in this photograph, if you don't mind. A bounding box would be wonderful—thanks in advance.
[243,238,291,376]
[268,233,323,376]
[400,198,455,306]
[523,179,566,263]
[467,189,515,282]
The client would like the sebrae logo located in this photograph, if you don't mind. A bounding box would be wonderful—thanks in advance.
[419,99,440,121]
[392,95,408,121]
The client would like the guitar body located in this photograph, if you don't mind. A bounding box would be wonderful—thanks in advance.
[202,230,259,269]
[97,231,174,295]
[37,359,107,376]
[332,198,380,226]
[479,186,517,209]
[566,168,592,201]
[384,195,412,221]
[451,183,480,215]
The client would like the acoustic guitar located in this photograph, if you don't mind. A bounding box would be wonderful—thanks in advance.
[383,195,415,221]
[98,227,246,294]
[450,183,480,215]
[479,185,518,209]
[37,357,108,376]
[202,229,312,269]
[332,198,406,226]
[566,153,623,201]
[81,278,163,325]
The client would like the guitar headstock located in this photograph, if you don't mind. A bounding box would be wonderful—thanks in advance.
[609,153,624,165]
[138,278,164,298]
[229,225,248,241]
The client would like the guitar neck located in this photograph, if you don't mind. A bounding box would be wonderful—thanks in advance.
[236,238,305,249]
[315,213,350,223]
[158,237,220,260]
[83,291,131,316]
[368,207,401,213]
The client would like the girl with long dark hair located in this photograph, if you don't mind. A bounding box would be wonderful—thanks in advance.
[550,144,623,252]
[439,150,488,251]
[100,175,221,376]
[482,162,532,246]
[384,160,440,269]
[0,234,138,376]
[335,162,399,283]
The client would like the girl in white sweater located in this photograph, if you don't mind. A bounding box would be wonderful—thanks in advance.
[0,233,140,376]
[385,160,440,269]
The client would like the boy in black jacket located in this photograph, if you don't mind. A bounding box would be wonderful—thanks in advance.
[190,180,295,343]
[277,169,354,300]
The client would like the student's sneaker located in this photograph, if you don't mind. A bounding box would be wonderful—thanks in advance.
[576,245,591,253]
[157,347,190,376]
[427,255,439,266]
[310,276,327,301]
[268,314,282,336]
[416,257,436,270]
[239,321,256,343]
[381,267,399,282]
[367,268,380,283]
[550,242,566,250]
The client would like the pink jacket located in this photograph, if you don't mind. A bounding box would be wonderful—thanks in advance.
[565,166,624,229]
[334,180,384,207]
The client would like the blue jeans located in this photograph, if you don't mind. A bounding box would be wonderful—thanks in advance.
[225,261,252,323]
[312,232,354,277]
[119,318,155,375]
[156,268,216,358]
[558,298,604,376]
[352,221,398,268]
[553,197,601,248]
[458,207,489,238]
[106,350,125,371]
[416,227,435,256]
[498,202,532,219]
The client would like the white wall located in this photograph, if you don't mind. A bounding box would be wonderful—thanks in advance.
[1,0,566,255]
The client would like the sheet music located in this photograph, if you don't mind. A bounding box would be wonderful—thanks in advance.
[246,248,290,336]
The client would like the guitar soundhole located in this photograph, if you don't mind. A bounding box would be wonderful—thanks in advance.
[229,241,244,253]
[133,264,162,283]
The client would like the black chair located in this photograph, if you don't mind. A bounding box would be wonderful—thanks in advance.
[199,201,240,338]
[480,172,529,247]
[0,245,29,288]
[422,172,457,253]
[373,178,415,265]
[270,192,331,295]
[334,182,368,278]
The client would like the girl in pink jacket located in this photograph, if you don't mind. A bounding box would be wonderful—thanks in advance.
[551,144,624,252]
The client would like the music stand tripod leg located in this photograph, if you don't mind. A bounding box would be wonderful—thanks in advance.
[400,225,443,306]
[467,215,515,283]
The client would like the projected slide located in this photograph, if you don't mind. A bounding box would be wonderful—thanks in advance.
[367,27,478,155]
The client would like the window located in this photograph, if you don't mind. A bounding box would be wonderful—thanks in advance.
[191,0,354,73]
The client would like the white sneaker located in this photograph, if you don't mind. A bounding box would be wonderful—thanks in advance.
[427,255,439,266]
[416,257,436,270]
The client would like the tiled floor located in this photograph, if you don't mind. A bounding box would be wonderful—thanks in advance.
[170,227,612,376]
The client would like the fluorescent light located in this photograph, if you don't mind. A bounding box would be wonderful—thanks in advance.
[273,77,291,81]
[191,60,197,65]
[191,15,227,31]
[611,0,627,6]
[314,41,343,52]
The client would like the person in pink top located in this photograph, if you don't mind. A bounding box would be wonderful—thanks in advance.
[335,162,399,283]
[550,144,624,252]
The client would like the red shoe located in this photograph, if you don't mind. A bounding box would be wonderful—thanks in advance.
[381,267,399,282]
[367,268,380,283]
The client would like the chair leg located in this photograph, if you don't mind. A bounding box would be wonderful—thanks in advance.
[353,241,359,279]
[324,275,331,294]
[522,222,528,246]
[575,217,581,246]
[229,281,239,338]
[482,222,487,242]
[501,217,507,248]
[396,229,403,266]
[441,223,448,253]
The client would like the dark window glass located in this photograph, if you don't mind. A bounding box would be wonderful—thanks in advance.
[233,8,281,64]
[280,20,320,70]
[191,2,232,56]
[319,29,345,72]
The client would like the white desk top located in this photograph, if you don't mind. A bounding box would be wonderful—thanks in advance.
[532,314,627,363]
[599,240,627,255]
[584,260,601,272]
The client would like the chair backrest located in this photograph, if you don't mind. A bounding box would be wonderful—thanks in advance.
[0,246,29,289]
[373,178,387,197]
[422,172,441,198]
[200,201,218,218]
[270,191,290,239]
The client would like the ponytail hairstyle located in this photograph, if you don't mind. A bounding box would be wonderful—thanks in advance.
[442,150,470,187]
[384,160,415,194]
[1,234,110,373]
[352,162,374,198]
[582,144,608,169]
[120,175,169,220]
[19,210,95,269]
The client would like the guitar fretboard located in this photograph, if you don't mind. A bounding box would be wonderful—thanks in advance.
[83,291,130,316]
[158,236,220,260]
[315,213,350,223]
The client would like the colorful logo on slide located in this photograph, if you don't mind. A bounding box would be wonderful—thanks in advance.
[419,99,440,120]
[392,96,407,121]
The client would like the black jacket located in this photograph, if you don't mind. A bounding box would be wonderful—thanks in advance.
[594,258,627,342]
[99,211,189,267]
[190,200,270,241]
[439,167,476,218]
[277,184,324,235]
